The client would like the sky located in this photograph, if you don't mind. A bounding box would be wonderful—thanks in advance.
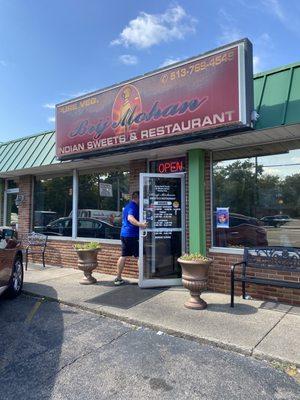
[0,0,299,142]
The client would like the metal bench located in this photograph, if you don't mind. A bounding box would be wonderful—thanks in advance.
[24,232,48,271]
[230,247,300,307]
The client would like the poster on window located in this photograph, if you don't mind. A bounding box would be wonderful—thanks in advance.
[216,207,229,228]
[99,182,113,197]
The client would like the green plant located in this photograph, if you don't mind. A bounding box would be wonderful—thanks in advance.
[74,242,101,251]
[179,253,210,261]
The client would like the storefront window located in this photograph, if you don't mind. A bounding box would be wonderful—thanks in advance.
[34,176,73,236]
[76,170,129,239]
[213,149,300,248]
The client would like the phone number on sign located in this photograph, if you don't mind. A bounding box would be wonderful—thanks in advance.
[160,50,235,84]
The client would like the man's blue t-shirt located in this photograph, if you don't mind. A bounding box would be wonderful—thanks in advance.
[120,201,139,238]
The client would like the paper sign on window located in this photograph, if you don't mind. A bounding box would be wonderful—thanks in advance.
[216,207,229,228]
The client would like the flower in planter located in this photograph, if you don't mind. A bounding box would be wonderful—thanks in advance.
[74,242,101,251]
[179,252,210,262]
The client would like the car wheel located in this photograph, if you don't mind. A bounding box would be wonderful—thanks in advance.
[7,257,23,298]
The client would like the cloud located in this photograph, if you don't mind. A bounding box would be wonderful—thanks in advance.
[111,5,197,49]
[253,33,275,73]
[47,117,55,123]
[217,9,242,45]
[159,57,182,68]
[261,0,285,21]
[253,56,261,73]
[260,0,300,34]
[43,103,56,109]
[119,54,138,65]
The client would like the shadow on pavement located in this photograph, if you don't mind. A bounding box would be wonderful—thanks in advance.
[207,302,258,315]
[85,284,166,309]
[0,286,64,399]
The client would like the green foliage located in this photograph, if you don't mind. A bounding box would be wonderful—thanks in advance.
[34,176,73,218]
[180,253,210,261]
[74,242,101,251]
[78,171,129,211]
[34,171,129,218]
[214,160,300,218]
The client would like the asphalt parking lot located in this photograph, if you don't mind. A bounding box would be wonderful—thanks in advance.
[0,294,299,400]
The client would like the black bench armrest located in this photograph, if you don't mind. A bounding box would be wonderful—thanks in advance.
[231,261,246,273]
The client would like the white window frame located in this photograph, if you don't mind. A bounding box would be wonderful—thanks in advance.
[3,180,19,226]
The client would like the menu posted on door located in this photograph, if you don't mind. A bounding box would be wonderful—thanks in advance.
[144,178,182,230]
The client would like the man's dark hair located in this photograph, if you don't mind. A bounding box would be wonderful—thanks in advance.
[132,191,139,199]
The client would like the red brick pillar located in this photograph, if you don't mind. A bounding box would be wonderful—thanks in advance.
[18,175,33,238]
[129,159,147,194]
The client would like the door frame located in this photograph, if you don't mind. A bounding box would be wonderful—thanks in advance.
[3,180,19,226]
[138,172,186,288]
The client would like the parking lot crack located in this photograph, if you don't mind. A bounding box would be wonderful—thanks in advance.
[251,307,292,355]
[42,329,131,382]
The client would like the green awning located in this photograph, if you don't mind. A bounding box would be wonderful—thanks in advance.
[0,130,60,174]
[254,62,300,129]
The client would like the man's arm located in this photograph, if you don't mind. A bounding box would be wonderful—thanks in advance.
[128,214,147,229]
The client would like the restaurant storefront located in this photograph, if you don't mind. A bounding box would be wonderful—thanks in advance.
[0,38,299,304]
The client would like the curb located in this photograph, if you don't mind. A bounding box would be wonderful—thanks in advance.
[22,290,300,368]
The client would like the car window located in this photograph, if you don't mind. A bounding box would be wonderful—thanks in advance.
[52,220,68,228]
[78,220,102,229]
[93,221,102,229]
[230,217,244,227]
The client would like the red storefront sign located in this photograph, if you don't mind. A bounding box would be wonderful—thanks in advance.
[150,157,186,173]
[56,40,253,160]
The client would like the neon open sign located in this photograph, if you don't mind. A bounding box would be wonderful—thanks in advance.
[151,157,186,173]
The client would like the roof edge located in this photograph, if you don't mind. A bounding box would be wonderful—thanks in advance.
[0,130,55,148]
[254,61,300,78]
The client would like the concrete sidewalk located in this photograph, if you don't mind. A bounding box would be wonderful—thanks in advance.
[23,264,300,367]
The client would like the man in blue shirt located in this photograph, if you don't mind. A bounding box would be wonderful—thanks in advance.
[115,191,147,285]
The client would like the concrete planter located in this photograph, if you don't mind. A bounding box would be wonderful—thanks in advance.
[177,257,213,310]
[75,248,100,285]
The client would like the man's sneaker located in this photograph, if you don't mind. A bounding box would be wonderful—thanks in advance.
[114,278,125,286]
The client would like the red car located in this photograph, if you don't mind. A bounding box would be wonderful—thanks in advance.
[0,227,23,298]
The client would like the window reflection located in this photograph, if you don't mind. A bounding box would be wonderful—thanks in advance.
[76,170,129,239]
[213,149,300,248]
[34,176,73,236]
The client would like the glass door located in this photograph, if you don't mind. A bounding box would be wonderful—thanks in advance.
[139,173,185,288]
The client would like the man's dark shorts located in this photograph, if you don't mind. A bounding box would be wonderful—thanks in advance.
[121,236,139,257]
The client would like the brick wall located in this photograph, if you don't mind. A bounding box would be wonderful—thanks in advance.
[18,175,33,237]
[29,239,139,278]
[129,159,147,193]
[204,154,300,306]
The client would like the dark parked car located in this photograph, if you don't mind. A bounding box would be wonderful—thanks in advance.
[45,217,121,239]
[34,210,57,233]
[215,213,268,247]
[0,227,23,298]
[260,215,291,227]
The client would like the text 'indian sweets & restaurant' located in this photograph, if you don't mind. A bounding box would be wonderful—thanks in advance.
[0,39,299,304]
